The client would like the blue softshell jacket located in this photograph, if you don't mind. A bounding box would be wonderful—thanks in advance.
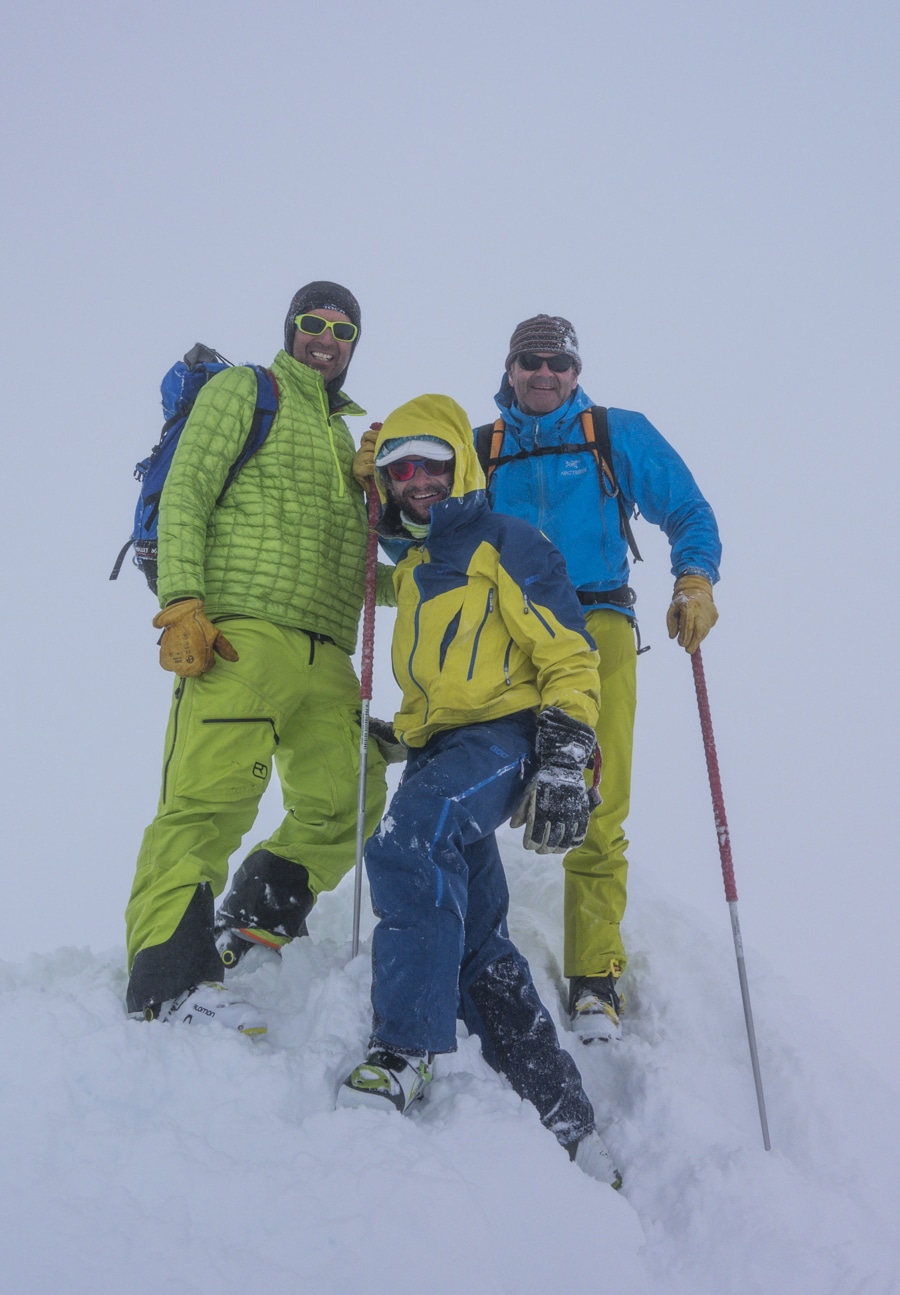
[487,376,722,614]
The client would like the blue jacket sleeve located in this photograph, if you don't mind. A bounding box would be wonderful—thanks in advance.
[609,409,722,583]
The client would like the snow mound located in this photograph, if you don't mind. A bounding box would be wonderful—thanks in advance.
[0,832,896,1295]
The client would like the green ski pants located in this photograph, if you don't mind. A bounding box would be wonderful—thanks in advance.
[563,609,637,979]
[125,619,387,972]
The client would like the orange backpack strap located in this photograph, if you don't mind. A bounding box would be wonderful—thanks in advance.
[582,406,642,563]
[474,418,507,487]
[579,408,616,492]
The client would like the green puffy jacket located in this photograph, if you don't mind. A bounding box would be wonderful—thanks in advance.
[157,349,390,653]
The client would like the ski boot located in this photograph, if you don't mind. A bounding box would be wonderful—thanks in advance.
[337,1048,433,1113]
[138,981,267,1037]
[567,1127,622,1190]
[569,974,623,1043]
[215,922,301,972]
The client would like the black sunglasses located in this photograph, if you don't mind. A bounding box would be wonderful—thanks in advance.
[514,352,576,373]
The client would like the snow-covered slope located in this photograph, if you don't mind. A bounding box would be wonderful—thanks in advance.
[1,829,896,1295]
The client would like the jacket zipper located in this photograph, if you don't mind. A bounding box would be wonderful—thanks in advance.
[408,563,430,722]
[318,386,345,499]
[467,589,494,680]
[534,417,547,530]
[523,593,556,637]
[161,679,186,802]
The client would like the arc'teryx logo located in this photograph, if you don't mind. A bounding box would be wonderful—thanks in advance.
[560,456,588,479]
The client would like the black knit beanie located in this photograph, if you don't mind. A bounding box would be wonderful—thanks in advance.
[283,280,362,404]
[505,314,582,373]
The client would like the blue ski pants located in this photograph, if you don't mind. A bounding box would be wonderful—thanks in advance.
[365,712,595,1145]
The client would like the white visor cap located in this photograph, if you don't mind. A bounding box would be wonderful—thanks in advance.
[376,438,455,467]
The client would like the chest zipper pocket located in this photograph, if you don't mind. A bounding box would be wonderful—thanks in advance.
[467,590,494,680]
[439,610,461,671]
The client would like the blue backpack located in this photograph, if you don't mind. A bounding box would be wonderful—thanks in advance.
[110,343,279,594]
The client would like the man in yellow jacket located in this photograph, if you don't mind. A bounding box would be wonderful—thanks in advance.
[338,395,621,1188]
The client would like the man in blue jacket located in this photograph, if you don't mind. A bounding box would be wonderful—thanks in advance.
[482,314,722,1043]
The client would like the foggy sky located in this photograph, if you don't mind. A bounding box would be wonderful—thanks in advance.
[1,1,897,1079]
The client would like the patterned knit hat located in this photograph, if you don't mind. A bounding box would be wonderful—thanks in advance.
[505,314,581,373]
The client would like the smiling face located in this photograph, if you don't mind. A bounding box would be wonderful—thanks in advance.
[507,352,579,415]
[387,458,455,524]
[291,308,355,385]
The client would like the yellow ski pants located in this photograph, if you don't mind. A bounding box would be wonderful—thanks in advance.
[563,609,637,979]
[125,619,387,971]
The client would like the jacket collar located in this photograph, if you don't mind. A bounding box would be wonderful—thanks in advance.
[377,489,489,561]
[494,373,594,446]
[273,350,365,418]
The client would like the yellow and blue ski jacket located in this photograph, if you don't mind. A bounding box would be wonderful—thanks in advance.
[373,395,601,749]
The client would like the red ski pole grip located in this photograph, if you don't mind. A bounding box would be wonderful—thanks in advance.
[691,647,738,903]
[358,424,382,703]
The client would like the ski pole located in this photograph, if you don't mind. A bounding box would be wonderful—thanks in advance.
[351,438,382,958]
[691,645,771,1151]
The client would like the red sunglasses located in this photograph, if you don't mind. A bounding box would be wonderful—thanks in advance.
[384,457,454,482]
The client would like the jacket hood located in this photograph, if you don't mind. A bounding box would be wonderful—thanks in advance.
[374,394,484,508]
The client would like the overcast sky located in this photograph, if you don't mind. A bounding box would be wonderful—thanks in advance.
[1,1,897,1078]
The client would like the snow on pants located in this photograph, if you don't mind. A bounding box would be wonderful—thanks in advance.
[563,609,637,979]
[125,619,387,1012]
[366,713,595,1145]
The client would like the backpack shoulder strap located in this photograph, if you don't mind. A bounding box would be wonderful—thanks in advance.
[475,406,643,563]
[474,418,506,487]
[580,406,616,491]
[217,366,280,501]
[583,406,643,563]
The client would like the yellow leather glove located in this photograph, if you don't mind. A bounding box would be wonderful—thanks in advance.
[152,598,239,677]
[352,425,380,489]
[665,575,718,655]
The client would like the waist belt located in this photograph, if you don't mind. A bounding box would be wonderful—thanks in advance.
[577,585,636,609]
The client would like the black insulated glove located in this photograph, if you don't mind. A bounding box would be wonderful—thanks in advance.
[510,708,597,854]
[368,717,407,764]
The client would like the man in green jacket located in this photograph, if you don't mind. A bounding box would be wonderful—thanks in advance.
[125,281,390,1034]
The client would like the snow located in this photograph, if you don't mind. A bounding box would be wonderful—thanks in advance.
[1,827,897,1295]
